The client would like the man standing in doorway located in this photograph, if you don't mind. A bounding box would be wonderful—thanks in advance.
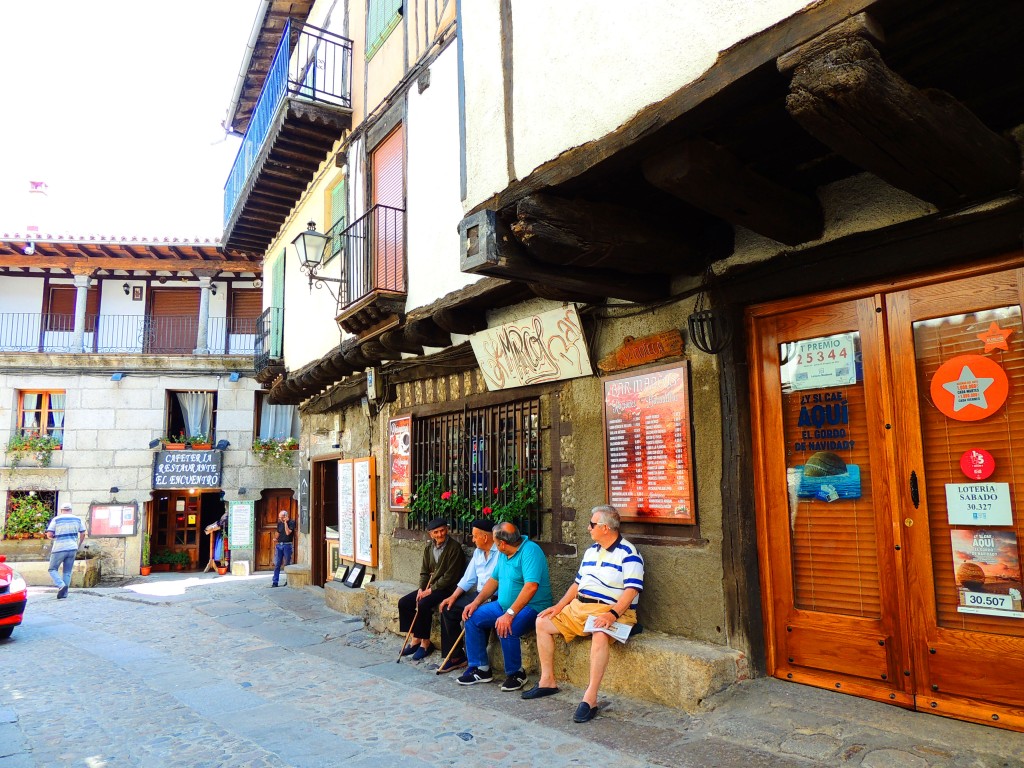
[271,509,294,587]
[46,503,86,599]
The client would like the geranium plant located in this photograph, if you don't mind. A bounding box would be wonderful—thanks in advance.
[2,494,53,538]
[408,471,476,525]
[481,470,540,524]
[6,432,62,468]
[252,437,299,467]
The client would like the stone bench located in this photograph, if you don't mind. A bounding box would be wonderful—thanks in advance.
[284,564,312,588]
[328,579,747,711]
[8,558,102,588]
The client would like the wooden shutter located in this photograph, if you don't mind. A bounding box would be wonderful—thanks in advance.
[230,289,262,335]
[149,289,200,353]
[370,125,404,292]
[328,179,347,260]
[372,125,404,209]
[45,286,98,331]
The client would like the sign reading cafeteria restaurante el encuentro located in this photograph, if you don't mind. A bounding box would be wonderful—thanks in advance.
[152,449,223,489]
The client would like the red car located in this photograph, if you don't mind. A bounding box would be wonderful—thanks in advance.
[0,555,28,639]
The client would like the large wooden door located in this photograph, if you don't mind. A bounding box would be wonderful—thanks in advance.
[257,490,295,570]
[750,259,1024,731]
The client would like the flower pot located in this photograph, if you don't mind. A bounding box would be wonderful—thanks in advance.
[152,563,170,572]
[140,565,152,576]
[190,443,212,450]
[216,566,229,576]
[164,443,186,450]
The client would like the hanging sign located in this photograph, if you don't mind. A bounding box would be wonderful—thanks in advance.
[960,448,996,481]
[470,304,592,391]
[388,416,412,509]
[951,529,1024,618]
[945,482,1013,526]
[976,322,1013,352]
[152,449,222,489]
[787,333,857,391]
[930,354,1008,421]
[597,330,684,372]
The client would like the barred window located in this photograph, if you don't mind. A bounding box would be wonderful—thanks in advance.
[408,397,542,536]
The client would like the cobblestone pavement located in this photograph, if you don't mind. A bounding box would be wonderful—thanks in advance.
[1,575,1022,768]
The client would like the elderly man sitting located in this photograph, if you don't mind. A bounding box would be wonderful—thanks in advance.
[521,505,644,723]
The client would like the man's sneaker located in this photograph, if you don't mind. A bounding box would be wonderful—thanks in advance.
[456,667,493,685]
[56,585,68,600]
[500,669,528,691]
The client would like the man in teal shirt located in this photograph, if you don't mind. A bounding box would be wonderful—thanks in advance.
[457,522,552,692]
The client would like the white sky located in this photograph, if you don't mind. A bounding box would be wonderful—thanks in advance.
[0,0,258,240]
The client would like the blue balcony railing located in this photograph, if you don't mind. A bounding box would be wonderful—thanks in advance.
[224,20,353,226]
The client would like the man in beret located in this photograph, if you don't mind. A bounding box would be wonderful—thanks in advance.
[436,518,500,673]
[397,518,465,660]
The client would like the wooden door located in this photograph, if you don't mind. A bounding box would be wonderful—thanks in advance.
[887,268,1024,729]
[750,297,913,706]
[152,490,201,568]
[257,489,295,570]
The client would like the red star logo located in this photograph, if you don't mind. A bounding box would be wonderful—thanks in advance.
[977,322,1012,352]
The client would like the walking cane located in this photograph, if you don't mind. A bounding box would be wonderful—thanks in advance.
[397,570,436,663]
[436,626,466,675]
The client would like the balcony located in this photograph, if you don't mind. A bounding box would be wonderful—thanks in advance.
[332,205,406,336]
[0,314,256,355]
[254,306,285,383]
[223,20,353,254]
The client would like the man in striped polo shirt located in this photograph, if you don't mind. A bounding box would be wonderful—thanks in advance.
[522,505,644,723]
[45,503,86,599]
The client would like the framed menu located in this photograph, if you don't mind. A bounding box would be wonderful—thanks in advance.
[603,362,696,524]
[338,461,355,559]
[88,503,138,537]
[354,457,378,566]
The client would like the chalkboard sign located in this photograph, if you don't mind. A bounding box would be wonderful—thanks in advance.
[152,450,223,490]
[298,470,310,533]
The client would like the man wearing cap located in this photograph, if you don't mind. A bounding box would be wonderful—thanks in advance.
[398,518,465,660]
[436,519,499,673]
[45,503,86,599]
[522,505,644,723]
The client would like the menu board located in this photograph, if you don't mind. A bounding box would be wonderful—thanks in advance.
[603,362,696,524]
[338,461,355,559]
[389,416,412,509]
[88,503,138,537]
[354,457,378,566]
[228,501,254,549]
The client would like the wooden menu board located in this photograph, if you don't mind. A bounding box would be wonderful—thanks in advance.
[337,457,377,566]
[338,461,355,559]
[88,503,138,537]
[603,362,696,524]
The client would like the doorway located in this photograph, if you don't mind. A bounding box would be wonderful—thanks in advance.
[150,490,224,569]
[256,490,296,571]
[748,258,1024,731]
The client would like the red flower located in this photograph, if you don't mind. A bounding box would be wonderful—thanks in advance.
[482,507,493,516]
[493,487,500,495]
[441,491,452,500]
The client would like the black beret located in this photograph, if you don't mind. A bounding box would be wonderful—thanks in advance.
[471,518,494,532]
[426,518,448,531]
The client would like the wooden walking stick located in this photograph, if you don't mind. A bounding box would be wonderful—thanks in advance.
[397,570,437,663]
[436,626,466,674]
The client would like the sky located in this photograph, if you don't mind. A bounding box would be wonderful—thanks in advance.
[0,0,258,240]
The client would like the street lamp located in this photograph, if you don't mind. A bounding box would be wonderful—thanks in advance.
[292,221,342,300]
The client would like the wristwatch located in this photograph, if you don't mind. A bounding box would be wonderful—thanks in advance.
[505,607,516,616]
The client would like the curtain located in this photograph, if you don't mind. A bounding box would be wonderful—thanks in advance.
[260,403,297,440]
[176,392,213,438]
[48,393,66,444]
[20,393,40,432]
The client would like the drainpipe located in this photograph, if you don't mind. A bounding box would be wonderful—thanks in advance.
[223,0,272,135]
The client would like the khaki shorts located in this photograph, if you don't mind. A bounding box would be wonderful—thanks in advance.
[550,598,637,642]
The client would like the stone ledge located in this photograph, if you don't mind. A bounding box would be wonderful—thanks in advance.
[336,579,746,711]
[13,558,102,588]
[283,564,311,588]
[324,581,367,616]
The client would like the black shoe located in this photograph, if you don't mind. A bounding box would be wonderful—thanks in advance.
[521,684,560,700]
[270,583,278,588]
[456,667,493,685]
[57,585,68,599]
[500,669,528,691]
[400,644,419,657]
[412,644,435,661]
[573,701,597,723]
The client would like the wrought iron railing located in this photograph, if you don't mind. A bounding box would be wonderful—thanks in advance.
[224,20,354,225]
[254,307,284,374]
[338,204,406,309]
[0,313,255,355]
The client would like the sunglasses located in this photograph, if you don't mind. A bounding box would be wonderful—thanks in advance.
[588,520,602,529]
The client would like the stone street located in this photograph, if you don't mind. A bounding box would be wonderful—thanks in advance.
[1,575,1021,768]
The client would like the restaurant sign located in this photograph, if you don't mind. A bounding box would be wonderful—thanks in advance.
[152,449,223,489]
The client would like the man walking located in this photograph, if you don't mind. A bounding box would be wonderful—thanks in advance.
[457,522,552,692]
[271,509,295,587]
[436,518,500,673]
[522,505,644,723]
[46,503,86,599]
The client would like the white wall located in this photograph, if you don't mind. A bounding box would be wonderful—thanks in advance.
[406,43,480,310]
[461,0,815,210]
[0,275,43,313]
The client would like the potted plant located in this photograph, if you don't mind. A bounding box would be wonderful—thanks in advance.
[186,432,212,450]
[2,495,53,539]
[151,549,172,572]
[170,550,191,571]
[162,433,187,450]
[483,469,540,525]
[6,432,62,468]
[252,437,299,467]
[407,471,477,526]
[140,532,151,576]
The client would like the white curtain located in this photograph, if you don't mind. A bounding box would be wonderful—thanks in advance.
[260,403,297,440]
[176,391,212,438]
[48,393,66,444]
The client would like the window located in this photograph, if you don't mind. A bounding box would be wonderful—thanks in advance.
[254,392,300,441]
[166,391,216,442]
[324,177,347,265]
[17,391,66,445]
[3,491,57,539]
[366,0,402,59]
[409,397,542,534]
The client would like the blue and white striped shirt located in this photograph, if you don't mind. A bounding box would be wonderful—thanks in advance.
[575,536,644,608]
[47,512,85,554]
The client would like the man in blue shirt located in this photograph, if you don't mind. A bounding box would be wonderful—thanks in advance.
[457,522,552,692]
[46,503,86,599]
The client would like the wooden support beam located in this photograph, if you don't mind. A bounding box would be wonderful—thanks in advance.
[405,318,452,348]
[460,209,669,304]
[527,282,605,305]
[432,306,488,336]
[780,15,1020,209]
[359,339,403,362]
[379,327,425,355]
[642,138,823,246]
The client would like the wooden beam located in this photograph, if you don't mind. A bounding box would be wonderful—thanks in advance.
[0,254,255,273]
[527,282,605,304]
[379,327,425,355]
[405,318,452,348]
[642,138,823,245]
[511,193,709,274]
[780,18,1020,209]
[359,339,403,362]
[432,306,487,336]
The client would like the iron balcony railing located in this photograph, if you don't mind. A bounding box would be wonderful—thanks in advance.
[254,306,284,374]
[224,20,353,226]
[336,204,406,310]
[0,314,256,355]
